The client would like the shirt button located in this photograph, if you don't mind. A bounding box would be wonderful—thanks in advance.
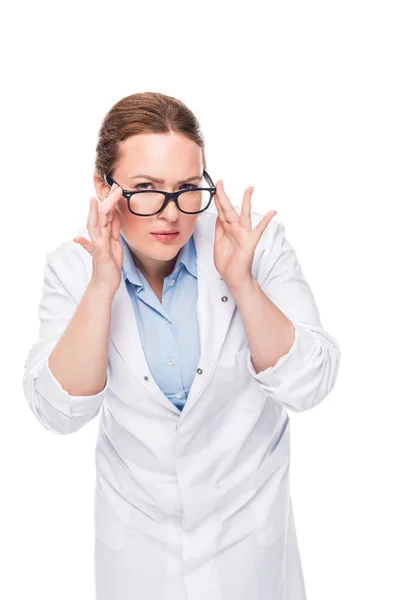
[168,357,176,366]
[169,280,175,286]
[175,393,182,398]
[221,296,228,302]
[196,368,203,374]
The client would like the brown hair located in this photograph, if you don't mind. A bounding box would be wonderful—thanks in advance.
[94,92,206,179]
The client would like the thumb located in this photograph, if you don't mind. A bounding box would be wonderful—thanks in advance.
[73,237,94,256]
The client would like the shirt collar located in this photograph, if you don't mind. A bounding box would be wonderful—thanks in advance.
[120,232,197,285]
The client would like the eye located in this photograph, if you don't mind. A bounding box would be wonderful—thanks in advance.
[135,182,198,190]
[181,183,198,190]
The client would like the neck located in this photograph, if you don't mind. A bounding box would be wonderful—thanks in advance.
[131,251,178,282]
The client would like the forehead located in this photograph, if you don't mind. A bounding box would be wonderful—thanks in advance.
[117,132,202,177]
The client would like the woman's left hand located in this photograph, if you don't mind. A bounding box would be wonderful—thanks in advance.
[213,180,277,291]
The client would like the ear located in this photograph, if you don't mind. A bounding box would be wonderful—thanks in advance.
[93,173,123,215]
[93,173,111,202]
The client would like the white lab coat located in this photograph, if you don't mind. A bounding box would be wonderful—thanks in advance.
[23,204,341,600]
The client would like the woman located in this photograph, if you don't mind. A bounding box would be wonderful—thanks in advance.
[23,92,341,600]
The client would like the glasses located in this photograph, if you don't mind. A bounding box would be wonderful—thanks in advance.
[103,169,216,216]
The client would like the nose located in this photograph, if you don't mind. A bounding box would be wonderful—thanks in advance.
[157,197,180,220]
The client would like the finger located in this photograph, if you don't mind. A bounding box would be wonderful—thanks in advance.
[87,197,101,241]
[107,204,114,224]
[252,210,278,244]
[240,186,253,231]
[99,185,123,215]
[96,183,120,231]
[73,236,95,255]
[214,193,226,223]
[214,211,225,243]
[97,195,109,229]
[111,208,121,241]
[215,180,239,223]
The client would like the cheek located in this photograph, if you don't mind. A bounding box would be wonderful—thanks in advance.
[116,197,127,214]
[117,201,140,225]
[187,216,199,232]
[119,211,148,238]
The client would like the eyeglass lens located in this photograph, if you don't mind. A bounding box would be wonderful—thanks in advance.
[129,188,212,215]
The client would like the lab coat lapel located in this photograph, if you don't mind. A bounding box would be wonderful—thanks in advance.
[107,211,237,419]
[182,213,237,419]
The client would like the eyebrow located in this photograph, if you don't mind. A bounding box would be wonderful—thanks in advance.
[127,174,203,184]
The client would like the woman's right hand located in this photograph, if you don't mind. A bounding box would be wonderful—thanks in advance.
[73,183,124,296]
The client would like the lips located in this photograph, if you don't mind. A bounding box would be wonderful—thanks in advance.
[151,231,179,234]
[150,231,180,243]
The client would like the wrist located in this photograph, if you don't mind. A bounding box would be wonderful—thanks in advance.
[88,279,118,301]
[228,277,259,299]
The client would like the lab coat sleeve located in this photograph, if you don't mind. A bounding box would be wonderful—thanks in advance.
[246,220,341,413]
[22,255,110,435]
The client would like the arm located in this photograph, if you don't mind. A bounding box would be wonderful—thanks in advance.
[231,278,296,373]
[22,256,115,434]
[231,220,341,413]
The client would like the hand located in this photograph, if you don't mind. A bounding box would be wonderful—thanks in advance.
[73,183,124,296]
[213,180,277,290]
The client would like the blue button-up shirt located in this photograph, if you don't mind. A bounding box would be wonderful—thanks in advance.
[119,233,201,411]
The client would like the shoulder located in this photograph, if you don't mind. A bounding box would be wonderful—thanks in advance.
[44,225,92,297]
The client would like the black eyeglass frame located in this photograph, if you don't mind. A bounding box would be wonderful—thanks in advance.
[103,169,216,216]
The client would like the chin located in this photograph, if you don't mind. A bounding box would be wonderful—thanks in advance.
[146,240,184,257]
[152,245,183,258]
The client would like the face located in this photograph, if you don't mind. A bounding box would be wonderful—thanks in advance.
[94,131,203,280]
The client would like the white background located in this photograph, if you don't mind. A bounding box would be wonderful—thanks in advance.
[1,0,399,598]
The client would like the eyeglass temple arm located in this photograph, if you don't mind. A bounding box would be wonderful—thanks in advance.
[203,169,215,188]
